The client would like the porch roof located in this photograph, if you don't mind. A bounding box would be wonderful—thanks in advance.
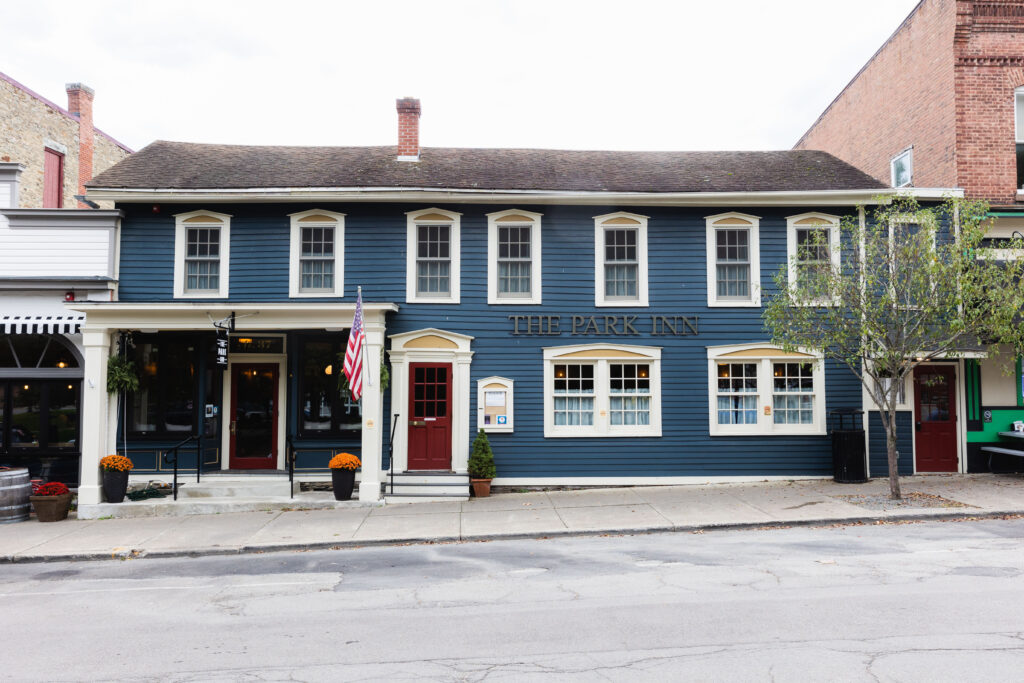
[67,301,399,331]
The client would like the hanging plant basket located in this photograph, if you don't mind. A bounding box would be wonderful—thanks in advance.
[106,354,140,395]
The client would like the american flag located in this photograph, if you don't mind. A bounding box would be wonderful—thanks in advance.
[343,287,366,401]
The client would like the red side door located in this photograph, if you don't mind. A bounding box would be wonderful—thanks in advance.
[407,363,452,470]
[913,365,958,473]
[229,363,278,469]
[43,149,64,208]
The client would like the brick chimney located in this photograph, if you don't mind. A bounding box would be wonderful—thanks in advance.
[396,97,421,161]
[66,83,95,207]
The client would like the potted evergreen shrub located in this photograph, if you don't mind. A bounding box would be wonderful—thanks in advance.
[468,430,497,498]
[29,482,73,522]
[99,454,134,503]
[328,452,360,501]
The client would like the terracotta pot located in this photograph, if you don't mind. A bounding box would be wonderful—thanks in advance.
[30,493,72,522]
[331,469,356,501]
[102,470,130,503]
[471,478,492,498]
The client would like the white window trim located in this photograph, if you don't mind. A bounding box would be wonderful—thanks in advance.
[543,343,662,438]
[406,207,461,304]
[487,209,543,305]
[786,212,841,305]
[707,343,826,436]
[890,148,913,188]
[477,375,514,433]
[288,209,345,298]
[705,212,761,307]
[593,212,649,307]
[173,210,231,299]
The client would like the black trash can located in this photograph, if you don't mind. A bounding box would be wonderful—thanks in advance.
[830,408,867,483]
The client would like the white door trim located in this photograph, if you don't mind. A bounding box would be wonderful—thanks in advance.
[222,352,288,471]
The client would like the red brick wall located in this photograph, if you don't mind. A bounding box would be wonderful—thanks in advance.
[796,0,959,190]
[954,1,1024,204]
[66,84,94,207]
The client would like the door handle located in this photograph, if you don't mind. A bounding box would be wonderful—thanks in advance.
[230,420,237,435]
[915,421,921,432]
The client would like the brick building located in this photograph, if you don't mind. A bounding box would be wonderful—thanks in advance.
[795,0,1024,208]
[0,72,131,209]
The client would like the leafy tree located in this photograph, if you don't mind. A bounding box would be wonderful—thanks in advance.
[468,430,497,480]
[764,196,1024,499]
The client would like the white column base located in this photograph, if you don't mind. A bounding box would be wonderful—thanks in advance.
[77,483,103,506]
[359,480,381,502]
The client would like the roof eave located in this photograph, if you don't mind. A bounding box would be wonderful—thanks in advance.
[85,186,954,206]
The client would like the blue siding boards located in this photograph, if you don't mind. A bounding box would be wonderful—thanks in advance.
[118,202,866,478]
[868,411,915,477]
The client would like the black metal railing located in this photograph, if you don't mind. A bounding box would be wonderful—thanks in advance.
[286,436,295,499]
[162,434,200,501]
[388,413,399,495]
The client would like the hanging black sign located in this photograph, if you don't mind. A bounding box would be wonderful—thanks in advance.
[216,329,229,368]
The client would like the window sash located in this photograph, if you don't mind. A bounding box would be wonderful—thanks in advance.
[609,363,651,426]
[185,227,221,292]
[416,224,451,296]
[715,229,750,299]
[497,224,532,297]
[553,363,595,426]
[716,362,758,425]
[772,362,815,425]
[604,228,639,300]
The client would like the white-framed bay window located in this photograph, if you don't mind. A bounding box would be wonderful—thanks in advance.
[487,209,542,304]
[706,212,760,307]
[288,209,345,297]
[544,343,661,437]
[707,343,826,436]
[786,212,840,298]
[173,210,231,298]
[594,212,649,307]
[406,208,461,304]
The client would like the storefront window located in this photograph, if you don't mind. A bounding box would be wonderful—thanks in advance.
[128,336,209,437]
[0,380,79,452]
[297,334,360,436]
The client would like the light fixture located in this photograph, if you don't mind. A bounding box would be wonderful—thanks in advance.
[237,338,253,344]
[67,384,73,390]
[57,361,67,369]
[324,364,333,376]
[23,384,29,390]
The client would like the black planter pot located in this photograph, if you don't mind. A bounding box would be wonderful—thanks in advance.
[331,469,356,501]
[102,470,130,503]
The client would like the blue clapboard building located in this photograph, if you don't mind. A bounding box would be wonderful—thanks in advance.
[71,98,956,509]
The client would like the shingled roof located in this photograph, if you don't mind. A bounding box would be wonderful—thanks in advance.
[87,141,886,194]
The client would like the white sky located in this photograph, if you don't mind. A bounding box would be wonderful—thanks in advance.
[1,0,921,153]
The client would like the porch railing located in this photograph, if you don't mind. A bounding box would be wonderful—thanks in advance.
[161,434,200,501]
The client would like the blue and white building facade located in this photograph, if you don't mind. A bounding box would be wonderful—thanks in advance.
[72,103,966,508]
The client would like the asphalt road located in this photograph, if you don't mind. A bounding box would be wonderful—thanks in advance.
[2,518,1023,682]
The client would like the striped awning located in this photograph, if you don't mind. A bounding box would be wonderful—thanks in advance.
[1,314,85,334]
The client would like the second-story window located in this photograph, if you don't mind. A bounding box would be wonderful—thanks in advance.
[174,211,231,298]
[406,208,461,303]
[786,213,840,302]
[705,213,761,307]
[1016,87,1024,191]
[289,210,345,297]
[891,148,913,188]
[487,209,542,304]
[593,212,649,307]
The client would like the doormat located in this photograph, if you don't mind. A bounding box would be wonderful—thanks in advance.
[833,491,974,511]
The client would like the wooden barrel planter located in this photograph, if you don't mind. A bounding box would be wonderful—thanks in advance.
[0,468,32,524]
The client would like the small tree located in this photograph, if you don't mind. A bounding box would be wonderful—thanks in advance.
[468,430,497,480]
[764,196,1024,499]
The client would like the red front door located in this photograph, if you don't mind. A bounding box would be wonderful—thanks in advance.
[229,363,278,469]
[913,365,958,473]
[407,363,452,470]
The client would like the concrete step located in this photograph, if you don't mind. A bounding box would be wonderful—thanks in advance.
[77,494,374,519]
[386,473,469,486]
[383,494,469,504]
[173,480,294,499]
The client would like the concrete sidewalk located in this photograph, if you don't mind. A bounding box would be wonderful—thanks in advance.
[2,474,1023,563]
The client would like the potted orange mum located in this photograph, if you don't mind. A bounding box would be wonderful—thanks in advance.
[99,454,134,503]
[328,452,360,500]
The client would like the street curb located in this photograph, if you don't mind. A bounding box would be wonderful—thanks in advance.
[4,508,1023,564]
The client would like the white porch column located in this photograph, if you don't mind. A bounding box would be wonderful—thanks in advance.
[358,320,386,502]
[78,328,112,505]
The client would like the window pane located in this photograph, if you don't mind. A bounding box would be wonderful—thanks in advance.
[49,381,79,447]
[11,383,41,448]
[772,362,815,424]
[416,224,451,296]
[497,225,532,297]
[132,343,159,433]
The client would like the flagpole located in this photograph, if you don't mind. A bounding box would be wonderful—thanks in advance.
[359,286,373,389]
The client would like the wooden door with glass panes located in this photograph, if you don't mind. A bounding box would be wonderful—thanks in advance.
[407,363,452,470]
